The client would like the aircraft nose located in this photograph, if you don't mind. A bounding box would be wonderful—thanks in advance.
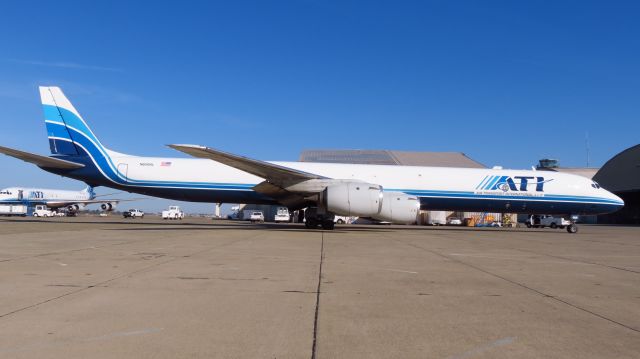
[607,190,624,208]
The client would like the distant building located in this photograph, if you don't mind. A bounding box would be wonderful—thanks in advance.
[299,149,485,168]
[535,158,599,179]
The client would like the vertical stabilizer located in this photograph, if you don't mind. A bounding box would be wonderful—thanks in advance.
[82,186,96,199]
[41,87,80,155]
[40,86,111,158]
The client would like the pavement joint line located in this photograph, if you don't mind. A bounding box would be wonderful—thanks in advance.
[401,227,640,248]
[573,238,640,248]
[0,234,257,320]
[511,248,640,274]
[311,231,325,359]
[388,235,640,334]
[407,230,640,275]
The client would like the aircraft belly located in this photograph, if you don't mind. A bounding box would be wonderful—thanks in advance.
[418,196,616,215]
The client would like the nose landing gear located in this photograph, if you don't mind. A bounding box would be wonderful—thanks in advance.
[566,223,578,233]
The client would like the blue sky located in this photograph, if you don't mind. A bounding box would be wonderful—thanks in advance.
[1,1,639,213]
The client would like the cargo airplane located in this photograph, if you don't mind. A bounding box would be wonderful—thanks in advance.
[0,87,624,232]
[0,185,121,214]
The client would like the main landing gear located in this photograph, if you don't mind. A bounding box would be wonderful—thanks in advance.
[304,207,336,230]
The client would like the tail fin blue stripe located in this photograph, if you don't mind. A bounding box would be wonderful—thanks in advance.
[46,122,74,139]
[43,106,79,155]
[43,105,103,150]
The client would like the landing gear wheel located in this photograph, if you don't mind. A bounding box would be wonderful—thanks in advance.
[336,219,345,224]
[567,224,578,234]
[525,222,531,228]
[550,223,557,229]
[321,220,335,230]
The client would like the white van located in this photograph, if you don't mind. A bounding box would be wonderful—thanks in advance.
[33,205,55,217]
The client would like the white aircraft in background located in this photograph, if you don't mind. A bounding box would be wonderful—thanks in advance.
[0,86,624,232]
[0,186,120,214]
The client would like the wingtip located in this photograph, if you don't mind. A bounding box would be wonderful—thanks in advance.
[167,144,205,150]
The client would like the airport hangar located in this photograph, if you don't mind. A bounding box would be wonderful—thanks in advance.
[244,145,640,225]
[592,144,640,224]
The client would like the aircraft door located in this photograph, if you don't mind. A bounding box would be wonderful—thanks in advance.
[117,163,129,182]
[18,190,23,200]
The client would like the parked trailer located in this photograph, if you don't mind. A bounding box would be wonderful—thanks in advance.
[0,204,28,216]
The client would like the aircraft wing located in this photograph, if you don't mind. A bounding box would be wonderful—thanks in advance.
[168,144,327,186]
[44,199,133,209]
[0,145,84,170]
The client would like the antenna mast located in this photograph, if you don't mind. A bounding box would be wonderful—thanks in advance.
[585,132,590,167]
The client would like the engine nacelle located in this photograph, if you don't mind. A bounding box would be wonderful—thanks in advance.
[371,192,420,224]
[100,202,117,211]
[67,204,84,212]
[323,182,383,217]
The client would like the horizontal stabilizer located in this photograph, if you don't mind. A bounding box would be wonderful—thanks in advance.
[0,145,84,170]
[168,144,325,186]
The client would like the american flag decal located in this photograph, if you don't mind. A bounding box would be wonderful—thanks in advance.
[160,161,172,167]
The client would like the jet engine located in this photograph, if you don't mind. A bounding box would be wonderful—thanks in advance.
[100,202,117,211]
[66,203,86,212]
[371,192,420,224]
[322,182,383,217]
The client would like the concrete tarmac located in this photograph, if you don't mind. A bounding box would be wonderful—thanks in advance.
[0,217,638,358]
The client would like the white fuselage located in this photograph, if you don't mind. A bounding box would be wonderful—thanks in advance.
[112,154,598,196]
[93,154,622,215]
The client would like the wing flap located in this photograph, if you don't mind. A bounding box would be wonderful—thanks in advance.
[0,145,84,170]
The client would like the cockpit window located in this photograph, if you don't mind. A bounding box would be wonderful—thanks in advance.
[591,182,601,189]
